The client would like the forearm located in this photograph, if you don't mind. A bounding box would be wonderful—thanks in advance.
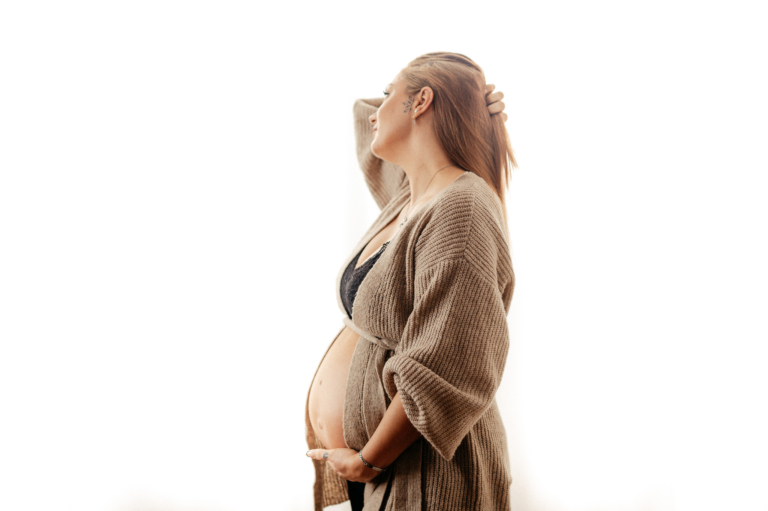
[359,391,423,469]
[352,97,406,210]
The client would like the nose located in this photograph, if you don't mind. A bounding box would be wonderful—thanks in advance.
[369,113,376,124]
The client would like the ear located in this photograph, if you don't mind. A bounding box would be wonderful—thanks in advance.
[415,86,435,113]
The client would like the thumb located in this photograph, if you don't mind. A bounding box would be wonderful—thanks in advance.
[306,449,331,460]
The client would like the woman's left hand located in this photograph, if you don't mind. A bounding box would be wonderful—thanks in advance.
[306,448,381,483]
[485,83,508,123]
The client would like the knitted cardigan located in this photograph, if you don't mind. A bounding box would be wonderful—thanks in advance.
[304,96,515,511]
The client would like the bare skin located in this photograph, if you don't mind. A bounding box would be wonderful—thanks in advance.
[306,211,403,453]
[307,75,507,481]
[306,171,465,453]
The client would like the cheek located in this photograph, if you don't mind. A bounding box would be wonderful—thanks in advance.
[380,109,399,133]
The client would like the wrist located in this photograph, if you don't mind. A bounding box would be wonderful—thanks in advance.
[358,447,389,473]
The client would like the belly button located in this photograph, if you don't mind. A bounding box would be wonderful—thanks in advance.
[317,417,324,430]
[318,379,322,385]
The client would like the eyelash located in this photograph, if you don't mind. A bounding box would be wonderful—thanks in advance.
[382,91,389,96]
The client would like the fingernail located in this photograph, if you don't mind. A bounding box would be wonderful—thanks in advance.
[306,450,310,456]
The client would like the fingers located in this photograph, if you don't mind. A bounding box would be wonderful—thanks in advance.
[485,85,508,121]
[306,449,331,461]
[485,85,503,102]
[486,90,504,106]
[488,100,505,115]
[307,449,343,478]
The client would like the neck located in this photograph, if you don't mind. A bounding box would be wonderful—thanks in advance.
[405,165,466,216]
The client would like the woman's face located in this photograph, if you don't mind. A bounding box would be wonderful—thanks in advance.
[369,73,414,162]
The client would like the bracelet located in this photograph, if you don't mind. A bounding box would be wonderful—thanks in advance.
[358,450,389,472]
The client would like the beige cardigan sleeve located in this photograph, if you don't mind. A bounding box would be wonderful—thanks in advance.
[381,256,512,464]
[380,185,514,463]
[353,97,409,210]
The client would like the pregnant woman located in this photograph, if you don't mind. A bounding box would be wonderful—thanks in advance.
[305,52,516,511]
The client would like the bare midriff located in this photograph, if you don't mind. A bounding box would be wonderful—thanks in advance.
[307,211,402,451]
[307,325,363,450]
[306,168,467,450]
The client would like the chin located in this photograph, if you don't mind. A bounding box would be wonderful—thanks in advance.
[371,137,401,166]
[370,140,382,160]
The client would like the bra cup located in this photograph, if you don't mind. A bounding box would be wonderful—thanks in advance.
[341,241,390,319]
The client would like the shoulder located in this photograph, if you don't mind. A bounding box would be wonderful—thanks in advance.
[413,172,512,285]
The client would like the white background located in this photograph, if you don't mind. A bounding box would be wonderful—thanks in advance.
[1,1,766,510]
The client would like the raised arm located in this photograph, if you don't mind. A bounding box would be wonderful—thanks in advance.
[352,87,507,210]
[352,97,408,210]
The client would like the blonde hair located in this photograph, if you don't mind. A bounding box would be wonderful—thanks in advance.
[401,52,517,233]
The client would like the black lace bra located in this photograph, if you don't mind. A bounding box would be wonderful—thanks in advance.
[340,240,391,319]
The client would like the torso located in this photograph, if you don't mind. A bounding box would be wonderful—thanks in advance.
[307,168,466,450]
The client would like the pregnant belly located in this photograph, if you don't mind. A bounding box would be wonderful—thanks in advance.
[308,326,360,450]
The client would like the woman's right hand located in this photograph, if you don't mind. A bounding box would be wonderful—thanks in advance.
[485,84,507,123]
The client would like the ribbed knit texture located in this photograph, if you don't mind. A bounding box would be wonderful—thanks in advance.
[305,97,515,511]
